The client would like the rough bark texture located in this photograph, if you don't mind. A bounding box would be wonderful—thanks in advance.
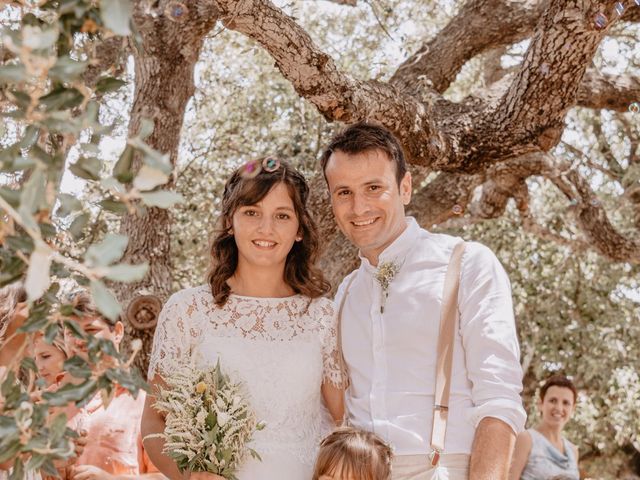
[207,0,640,287]
[114,0,640,368]
[115,0,219,371]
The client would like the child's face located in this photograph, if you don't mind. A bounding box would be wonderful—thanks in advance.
[33,337,66,386]
[64,315,123,361]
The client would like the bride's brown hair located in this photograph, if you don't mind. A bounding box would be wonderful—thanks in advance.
[207,158,330,306]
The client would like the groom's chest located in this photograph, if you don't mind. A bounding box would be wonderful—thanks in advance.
[342,263,448,349]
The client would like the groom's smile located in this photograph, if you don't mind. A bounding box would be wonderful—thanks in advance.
[325,148,412,266]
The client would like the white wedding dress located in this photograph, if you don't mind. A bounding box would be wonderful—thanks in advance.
[148,285,344,480]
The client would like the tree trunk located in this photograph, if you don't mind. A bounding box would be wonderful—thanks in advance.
[115,1,219,373]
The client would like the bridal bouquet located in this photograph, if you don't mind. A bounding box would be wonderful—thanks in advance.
[149,361,264,479]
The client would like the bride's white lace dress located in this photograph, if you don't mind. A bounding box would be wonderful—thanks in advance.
[148,285,344,480]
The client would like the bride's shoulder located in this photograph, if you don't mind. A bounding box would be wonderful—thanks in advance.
[162,284,212,311]
[302,296,335,327]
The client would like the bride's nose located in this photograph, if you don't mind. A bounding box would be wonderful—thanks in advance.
[257,215,274,234]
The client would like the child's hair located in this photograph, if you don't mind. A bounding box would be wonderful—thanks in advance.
[313,427,393,480]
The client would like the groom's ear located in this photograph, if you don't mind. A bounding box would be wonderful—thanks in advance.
[400,171,412,205]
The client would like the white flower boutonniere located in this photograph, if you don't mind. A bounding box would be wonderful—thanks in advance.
[374,260,401,313]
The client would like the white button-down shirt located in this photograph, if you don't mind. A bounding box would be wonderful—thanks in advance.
[336,217,526,455]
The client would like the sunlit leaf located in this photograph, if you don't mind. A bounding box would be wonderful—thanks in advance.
[140,190,183,208]
[90,280,122,321]
[85,233,128,266]
[133,165,169,191]
[100,0,132,36]
[103,262,148,282]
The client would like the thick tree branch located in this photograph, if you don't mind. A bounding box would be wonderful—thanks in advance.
[444,1,621,172]
[391,0,549,94]
[576,71,640,111]
[213,0,448,166]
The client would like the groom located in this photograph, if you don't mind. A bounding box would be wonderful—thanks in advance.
[322,122,526,480]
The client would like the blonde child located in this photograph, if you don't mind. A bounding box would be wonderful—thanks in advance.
[313,427,393,480]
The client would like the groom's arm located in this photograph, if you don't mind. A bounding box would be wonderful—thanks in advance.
[457,244,526,475]
[469,417,516,479]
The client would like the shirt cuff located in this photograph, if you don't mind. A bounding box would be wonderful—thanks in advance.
[466,398,527,435]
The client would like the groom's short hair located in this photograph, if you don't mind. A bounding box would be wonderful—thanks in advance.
[320,121,407,186]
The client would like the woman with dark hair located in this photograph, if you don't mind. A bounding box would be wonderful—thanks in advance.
[142,158,345,480]
[509,375,580,480]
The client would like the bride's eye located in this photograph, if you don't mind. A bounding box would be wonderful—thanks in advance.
[243,209,259,217]
[275,213,290,220]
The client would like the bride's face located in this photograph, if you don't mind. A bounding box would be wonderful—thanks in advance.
[231,182,301,271]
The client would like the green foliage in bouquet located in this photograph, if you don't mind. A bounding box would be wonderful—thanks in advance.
[150,361,264,480]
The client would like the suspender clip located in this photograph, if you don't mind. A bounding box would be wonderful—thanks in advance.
[429,449,441,467]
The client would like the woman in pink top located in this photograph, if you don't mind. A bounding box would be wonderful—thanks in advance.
[60,292,165,480]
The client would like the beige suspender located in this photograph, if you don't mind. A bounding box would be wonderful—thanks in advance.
[336,242,466,467]
[430,241,466,466]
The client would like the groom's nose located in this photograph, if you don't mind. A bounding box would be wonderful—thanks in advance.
[351,191,369,216]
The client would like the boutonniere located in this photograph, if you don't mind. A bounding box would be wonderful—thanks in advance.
[374,260,401,314]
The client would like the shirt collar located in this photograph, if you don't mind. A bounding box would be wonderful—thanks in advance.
[359,217,420,272]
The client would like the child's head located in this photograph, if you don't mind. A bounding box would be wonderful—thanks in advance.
[62,290,123,361]
[313,427,393,480]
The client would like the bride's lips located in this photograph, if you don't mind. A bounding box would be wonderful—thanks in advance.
[251,239,277,249]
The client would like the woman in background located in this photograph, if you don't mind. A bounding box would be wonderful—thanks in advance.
[509,375,580,480]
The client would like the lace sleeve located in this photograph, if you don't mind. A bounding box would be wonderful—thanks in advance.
[315,298,347,388]
[147,291,191,380]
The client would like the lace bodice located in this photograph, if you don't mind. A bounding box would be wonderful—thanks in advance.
[148,285,344,477]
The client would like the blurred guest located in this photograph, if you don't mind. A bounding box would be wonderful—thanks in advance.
[60,291,164,480]
[509,375,580,480]
[33,332,68,387]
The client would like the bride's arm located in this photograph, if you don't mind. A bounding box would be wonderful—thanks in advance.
[321,382,344,426]
[141,375,186,480]
[141,376,223,480]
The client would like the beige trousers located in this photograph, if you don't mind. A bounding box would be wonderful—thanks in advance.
[391,454,470,480]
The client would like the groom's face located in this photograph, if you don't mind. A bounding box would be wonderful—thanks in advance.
[325,148,411,265]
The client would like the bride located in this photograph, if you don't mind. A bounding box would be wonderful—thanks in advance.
[142,158,345,480]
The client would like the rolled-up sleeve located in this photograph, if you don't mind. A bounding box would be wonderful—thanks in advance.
[458,242,527,434]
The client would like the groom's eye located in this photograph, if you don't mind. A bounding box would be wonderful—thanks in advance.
[336,189,351,197]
